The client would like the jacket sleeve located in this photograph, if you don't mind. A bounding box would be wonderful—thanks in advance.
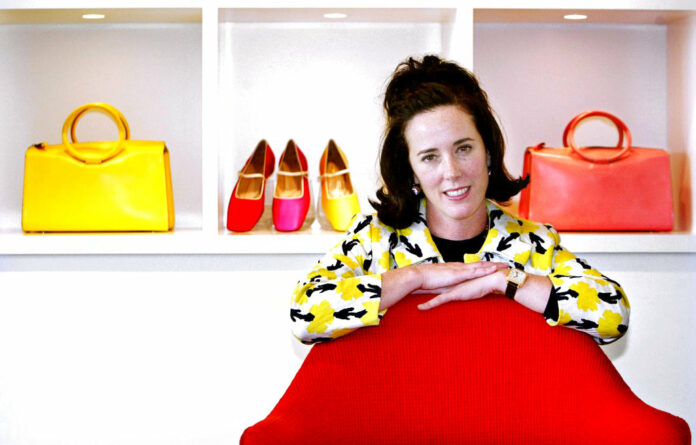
[544,226,630,344]
[290,215,384,344]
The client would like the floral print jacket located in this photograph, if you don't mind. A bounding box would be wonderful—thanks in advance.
[290,200,630,345]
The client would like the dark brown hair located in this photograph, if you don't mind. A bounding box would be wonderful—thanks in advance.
[370,55,528,228]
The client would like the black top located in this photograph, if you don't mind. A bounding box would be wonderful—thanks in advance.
[431,230,488,262]
[431,229,559,320]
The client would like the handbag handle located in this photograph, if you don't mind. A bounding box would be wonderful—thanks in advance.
[61,103,130,164]
[562,110,632,164]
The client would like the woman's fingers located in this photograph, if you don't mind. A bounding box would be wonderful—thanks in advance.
[417,272,500,310]
[418,262,498,290]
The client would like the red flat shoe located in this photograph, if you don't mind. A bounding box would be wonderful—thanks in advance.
[273,140,310,232]
[227,140,275,232]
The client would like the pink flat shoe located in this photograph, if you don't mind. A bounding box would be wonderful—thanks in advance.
[273,140,310,232]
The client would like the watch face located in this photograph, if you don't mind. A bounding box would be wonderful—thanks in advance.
[508,268,527,286]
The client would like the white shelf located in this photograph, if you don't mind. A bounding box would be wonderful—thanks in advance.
[0,2,694,257]
[0,228,342,255]
[1,230,694,255]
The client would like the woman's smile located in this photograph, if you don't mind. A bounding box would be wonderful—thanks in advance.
[444,186,470,199]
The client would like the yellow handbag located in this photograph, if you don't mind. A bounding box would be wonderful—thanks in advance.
[22,103,175,232]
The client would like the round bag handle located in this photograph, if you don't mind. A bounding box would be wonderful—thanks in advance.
[61,103,130,164]
[562,110,632,164]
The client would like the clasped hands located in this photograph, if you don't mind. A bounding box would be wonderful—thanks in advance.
[380,261,536,312]
[412,261,509,310]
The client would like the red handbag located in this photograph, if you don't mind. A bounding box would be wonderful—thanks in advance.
[518,110,673,231]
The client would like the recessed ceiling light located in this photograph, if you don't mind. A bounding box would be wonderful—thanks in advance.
[564,14,588,21]
[82,13,105,20]
[324,12,347,20]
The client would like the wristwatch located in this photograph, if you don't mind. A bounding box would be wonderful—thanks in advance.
[505,268,527,300]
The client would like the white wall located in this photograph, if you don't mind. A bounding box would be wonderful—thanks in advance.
[0,23,202,230]
[668,14,696,231]
[474,23,668,186]
[0,252,694,444]
[218,22,446,218]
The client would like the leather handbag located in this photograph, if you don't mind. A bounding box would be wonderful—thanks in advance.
[518,110,673,231]
[22,103,175,232]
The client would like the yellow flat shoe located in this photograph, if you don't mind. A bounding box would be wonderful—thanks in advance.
[319,139,360,231]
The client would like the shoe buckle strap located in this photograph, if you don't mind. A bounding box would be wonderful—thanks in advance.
[277,170,309,178]
[320,168,350,178]
[238,171,265,179]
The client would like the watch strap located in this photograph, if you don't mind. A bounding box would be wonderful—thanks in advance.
[505,281,518,300]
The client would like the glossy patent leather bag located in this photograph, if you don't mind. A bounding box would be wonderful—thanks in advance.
[519,110,673,231]
[22,103,175,232]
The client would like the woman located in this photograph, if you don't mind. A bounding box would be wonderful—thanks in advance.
[290,55,629,345]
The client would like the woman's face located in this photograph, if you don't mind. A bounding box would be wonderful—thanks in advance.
[405,104,489,239]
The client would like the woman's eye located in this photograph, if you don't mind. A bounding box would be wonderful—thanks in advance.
[421,154,436,162]
[456,145,472,153]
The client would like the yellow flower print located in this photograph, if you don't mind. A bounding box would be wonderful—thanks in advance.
[513,250,531,265]
[553,263,573,276]
[573,282,600,311]
[598,310,623,338]
[336,279,362,301]
[360,300,381,326]
[506,221,522,234]
[378,251,391,270]
[506,219,540,235]
[398,227,413,237]
[334,254,360,271]
[312,268,337,281]
[424,232,439,253]
[293,283,311,304]
[481,228,498,248]
[558,309,572,325]
[554,249,576,264]
[547,309,572,326]
[368,225,383,242]
[307,301,334,334]
[464,253,481,263]
[329,328,356,338]
[354,254,366,269]
[549,275,565,287]
[521,219,541,233]
[393,251,413,267]
[531,251,553,271]
[585,270,611,287]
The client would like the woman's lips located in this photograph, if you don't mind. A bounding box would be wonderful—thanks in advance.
[444,186,470,199]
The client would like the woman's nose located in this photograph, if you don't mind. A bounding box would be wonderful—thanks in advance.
[442,157,463,179]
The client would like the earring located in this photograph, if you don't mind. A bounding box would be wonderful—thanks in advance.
[411,184,421,195]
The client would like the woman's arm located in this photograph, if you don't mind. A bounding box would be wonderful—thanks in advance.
[546,244,630,344]
[290,215,385,344]
[416,227,630,344]
[415,265,552,313]
[291,215,499,344]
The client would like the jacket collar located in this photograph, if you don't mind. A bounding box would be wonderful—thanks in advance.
[391,199,533,268]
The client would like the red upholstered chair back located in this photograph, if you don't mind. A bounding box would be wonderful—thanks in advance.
[242,294,691,445]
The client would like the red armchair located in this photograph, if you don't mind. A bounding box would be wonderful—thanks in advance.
[242,294,691,444]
